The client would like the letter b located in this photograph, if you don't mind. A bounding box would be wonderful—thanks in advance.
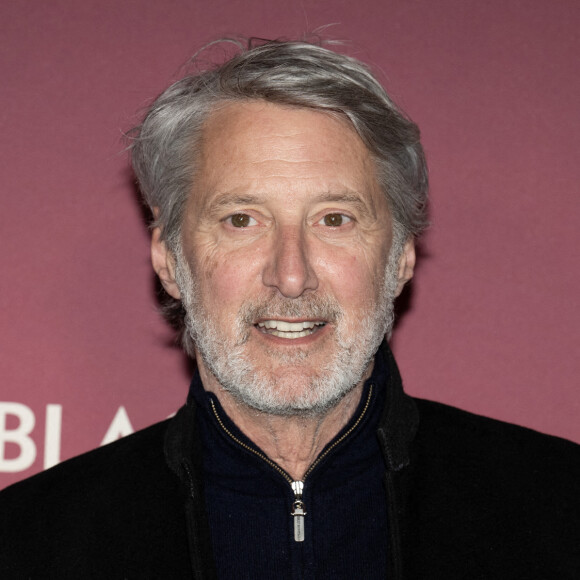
[0,402,36,472]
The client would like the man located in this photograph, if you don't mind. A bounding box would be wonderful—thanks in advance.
[1,39,578,579]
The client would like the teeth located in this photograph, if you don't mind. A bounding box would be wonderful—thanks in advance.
[256,320,325,337]
[271,329,313,339]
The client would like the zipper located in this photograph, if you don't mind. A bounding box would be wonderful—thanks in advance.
[291,480,306,541]
[210,384,373,543]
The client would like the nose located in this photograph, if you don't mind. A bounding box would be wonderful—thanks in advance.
[262,226,319,298]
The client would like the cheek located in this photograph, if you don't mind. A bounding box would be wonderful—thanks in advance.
[192,243,265,303]
[317,249,382,306]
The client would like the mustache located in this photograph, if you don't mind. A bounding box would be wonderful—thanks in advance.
[239,294,344,325]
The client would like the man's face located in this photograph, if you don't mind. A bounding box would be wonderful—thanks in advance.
[163,101,412,416]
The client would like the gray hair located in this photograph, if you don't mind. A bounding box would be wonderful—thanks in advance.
[129,38,429,340]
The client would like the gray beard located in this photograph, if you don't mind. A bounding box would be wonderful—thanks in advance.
[174,239,402,418]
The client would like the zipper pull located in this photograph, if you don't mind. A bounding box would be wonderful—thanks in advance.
[291,481,306,542]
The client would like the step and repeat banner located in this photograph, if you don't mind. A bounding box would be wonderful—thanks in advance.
[2,0,579,489]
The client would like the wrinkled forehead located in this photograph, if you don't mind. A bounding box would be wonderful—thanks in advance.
[188,100,386,216]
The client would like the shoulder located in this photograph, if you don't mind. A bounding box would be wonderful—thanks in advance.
[1,418,173,504]
[404,398,580,576]
[413,397,580,469]
[0,418,190,577]
[411,397,580,495]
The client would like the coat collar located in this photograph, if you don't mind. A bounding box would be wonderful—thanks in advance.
[376,342,420,471]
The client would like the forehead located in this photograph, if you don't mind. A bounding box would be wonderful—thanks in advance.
[191,100,384,210]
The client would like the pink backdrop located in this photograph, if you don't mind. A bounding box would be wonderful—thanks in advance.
[2,0,579,489]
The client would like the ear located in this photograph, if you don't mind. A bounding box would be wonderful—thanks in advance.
[151,226,181,300]
[395,238,416,297]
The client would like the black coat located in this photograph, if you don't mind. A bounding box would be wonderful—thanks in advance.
[1,346,579,578]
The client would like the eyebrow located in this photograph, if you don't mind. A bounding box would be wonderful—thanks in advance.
[314,191,367,205]
[313,192,375,218]
[210,193,268,209]
[201,193,266,218]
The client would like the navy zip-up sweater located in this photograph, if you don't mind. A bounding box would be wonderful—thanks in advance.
[1,343,579,578]
[191,352,389,579]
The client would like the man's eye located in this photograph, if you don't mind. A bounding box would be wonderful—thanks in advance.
[228,214,257,228]
[320,213,351,227]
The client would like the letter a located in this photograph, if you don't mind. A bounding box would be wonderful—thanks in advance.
[101,406,134,446]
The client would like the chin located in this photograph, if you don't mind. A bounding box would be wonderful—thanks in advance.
[218,360,365,418]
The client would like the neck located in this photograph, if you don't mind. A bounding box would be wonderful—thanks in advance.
[197,365,371,481]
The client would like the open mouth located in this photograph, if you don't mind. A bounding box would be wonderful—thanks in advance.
[256,320,326,339]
